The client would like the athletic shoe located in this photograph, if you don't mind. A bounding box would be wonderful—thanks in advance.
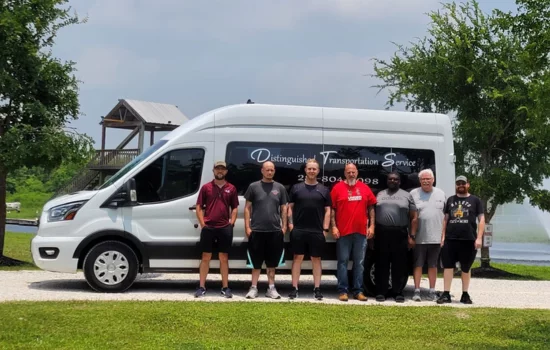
[221,287,233,298]
[266,287,281,299]
[354,292,368,301]
[437,292,451,304]
[395,294,405,303]
[428,290,438,301]
[194,287,206,298]
[313,288,323,300]
[412,290,421,302]
[460,292,473,304]
[339,293,349,302]
[245,286,258,299]
[288,288,298,299]
[375,295,385,302]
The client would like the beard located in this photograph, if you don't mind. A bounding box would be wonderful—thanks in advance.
[215,174,225,180]
[347,178,357,186]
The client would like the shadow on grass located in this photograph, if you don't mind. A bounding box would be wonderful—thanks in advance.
[470,266,541,281]
[0,255,29,267]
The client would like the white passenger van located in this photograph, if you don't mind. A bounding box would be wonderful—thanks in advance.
[31,103,455,293]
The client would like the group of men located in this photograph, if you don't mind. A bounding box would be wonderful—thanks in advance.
[194,159,485,305]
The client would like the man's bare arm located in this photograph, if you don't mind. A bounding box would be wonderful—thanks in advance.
[196,205,205,228]
[244,201,252,235]
[323,207,331,230]
[280,204,288,233]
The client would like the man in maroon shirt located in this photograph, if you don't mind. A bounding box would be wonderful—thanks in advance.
[194,161,239,298]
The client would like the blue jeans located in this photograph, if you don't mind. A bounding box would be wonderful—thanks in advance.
[336,233,367,295]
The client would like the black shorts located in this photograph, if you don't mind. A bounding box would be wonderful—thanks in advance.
[199,225,233,254]
[290,229,325,258]
[247,231,285,269]
[441,240,477,272]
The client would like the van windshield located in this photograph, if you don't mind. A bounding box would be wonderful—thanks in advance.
[98,140,168,190]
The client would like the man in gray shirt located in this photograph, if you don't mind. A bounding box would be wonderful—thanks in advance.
[374,171,418,302]
[410,168,446,301]
[244,161,288,299]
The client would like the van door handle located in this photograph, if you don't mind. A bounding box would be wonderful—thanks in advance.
[189,206,197,210]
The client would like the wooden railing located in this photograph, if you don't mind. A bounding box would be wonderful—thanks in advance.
[88,149,140,169]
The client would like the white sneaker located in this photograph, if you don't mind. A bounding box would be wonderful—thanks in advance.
[245,286,258,299]
[412,290,421,302]
[265,287,281,299]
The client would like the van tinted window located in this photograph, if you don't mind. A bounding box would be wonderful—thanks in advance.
[225,142,435,195]
[134,148,205,203]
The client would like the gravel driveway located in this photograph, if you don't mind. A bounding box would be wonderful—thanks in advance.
[1,271,549,309]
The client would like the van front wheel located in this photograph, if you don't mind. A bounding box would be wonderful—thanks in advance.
[83,241,138,293]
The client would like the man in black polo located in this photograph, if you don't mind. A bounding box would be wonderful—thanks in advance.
[437,175,485,305]
[288,159,331,300]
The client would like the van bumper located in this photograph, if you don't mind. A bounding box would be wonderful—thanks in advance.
[31,235,80,273]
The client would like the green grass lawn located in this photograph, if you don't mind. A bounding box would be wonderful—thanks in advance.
[0,301,548,349]
[1,232,36,270]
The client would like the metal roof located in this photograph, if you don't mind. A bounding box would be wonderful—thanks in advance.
[106,99,189,126]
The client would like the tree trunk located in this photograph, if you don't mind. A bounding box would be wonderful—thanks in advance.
[0,165,7,257]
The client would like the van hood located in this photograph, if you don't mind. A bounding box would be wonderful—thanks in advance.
[43,190,98,211]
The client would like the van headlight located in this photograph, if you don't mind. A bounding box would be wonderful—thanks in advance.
[48,201,87,222]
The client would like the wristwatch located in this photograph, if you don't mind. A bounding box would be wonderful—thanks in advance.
[409,234,416,240]
[323,228,329,233]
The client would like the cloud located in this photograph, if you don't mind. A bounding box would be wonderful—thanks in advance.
[255,53,387,109]
[83,0,439,36]
[75,47,161,88]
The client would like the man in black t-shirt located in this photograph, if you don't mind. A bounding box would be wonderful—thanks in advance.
[287,159,331,300]
[437,175,485,305]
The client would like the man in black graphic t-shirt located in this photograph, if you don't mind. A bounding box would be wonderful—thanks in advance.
[288,159,331,300]
[437,175,485,305]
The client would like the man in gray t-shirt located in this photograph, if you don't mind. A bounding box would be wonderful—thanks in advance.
[409,169,446,301]
[243,161,288,299]
[374,171,418,302]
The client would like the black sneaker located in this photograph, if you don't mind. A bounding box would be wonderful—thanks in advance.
[221,287,233,298]
[395,294,405,303]
[194,287,206,298]
[460,292,473,304]
[375,294,385,302]
[437,292,451,304]
[314,288,323,300]
[288,287,298,299]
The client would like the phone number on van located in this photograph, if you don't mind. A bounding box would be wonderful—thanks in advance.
[297,175,379,185]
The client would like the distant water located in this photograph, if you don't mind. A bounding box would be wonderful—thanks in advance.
[6,224,37,234]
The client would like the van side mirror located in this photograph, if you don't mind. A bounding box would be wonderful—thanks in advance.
[125,178,137,205]
[100,178,138,208]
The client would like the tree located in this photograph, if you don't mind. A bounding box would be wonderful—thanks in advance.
[0,0,94,264]
[372,0,550,268]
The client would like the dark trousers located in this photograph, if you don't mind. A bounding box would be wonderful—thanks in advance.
[375,224,409,296]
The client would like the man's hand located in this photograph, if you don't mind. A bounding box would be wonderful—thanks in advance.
[475,237,482,249]
[246,227,252,238]
[367,226,375,239]
[288,223,294,232]
[408,236,416,249]
[281,227,287,235]
[440,237,445,247]
[332,227,340,240]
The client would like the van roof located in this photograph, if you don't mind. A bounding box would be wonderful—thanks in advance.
[163,103,451,141]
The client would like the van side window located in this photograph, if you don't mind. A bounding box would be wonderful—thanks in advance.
[133,148,205,203]
[225,141,435,196]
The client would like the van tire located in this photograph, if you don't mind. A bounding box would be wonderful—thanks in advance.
[83,241,139,293]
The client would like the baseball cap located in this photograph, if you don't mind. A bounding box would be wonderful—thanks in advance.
[455,175,468,183]
[214,161,227,168]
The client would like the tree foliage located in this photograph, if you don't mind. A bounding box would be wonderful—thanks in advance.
[372,0,550,266]
[0,0,94,259]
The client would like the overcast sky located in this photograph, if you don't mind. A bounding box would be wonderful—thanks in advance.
[53,0,515,148]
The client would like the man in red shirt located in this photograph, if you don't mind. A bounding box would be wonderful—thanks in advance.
[330,163,377,301]
[194,161,239,298]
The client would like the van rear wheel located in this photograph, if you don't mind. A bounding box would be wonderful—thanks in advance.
[83,241,138,293]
